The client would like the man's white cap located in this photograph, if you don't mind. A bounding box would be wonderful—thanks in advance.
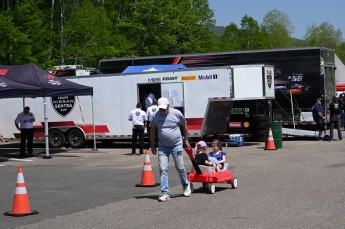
[158,97,170,109]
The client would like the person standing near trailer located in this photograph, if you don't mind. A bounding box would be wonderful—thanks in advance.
[145,92,156,110]
[146,99,158,146]
[328,96,343,140]
[312,98,327,140]
[338,93,345,129]
[128,103,147,155]
[14,107,35,157]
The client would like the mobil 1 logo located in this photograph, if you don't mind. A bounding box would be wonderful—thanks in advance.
[51,96,75,117]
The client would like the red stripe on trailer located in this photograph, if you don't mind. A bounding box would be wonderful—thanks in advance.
[34,132,44,138]
[186,118,203,130]
[79,125,110,133]
[47,121,76,127]
[33,125,44,129]
[336,84,345,91]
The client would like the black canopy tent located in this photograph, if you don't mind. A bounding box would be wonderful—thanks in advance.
[0,63,93,96]
[0,63,94,158]
[0,76,43,98]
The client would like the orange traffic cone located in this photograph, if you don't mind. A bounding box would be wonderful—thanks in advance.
[265,128,277,150]
[4,167,38,217]
[135,150,159,187]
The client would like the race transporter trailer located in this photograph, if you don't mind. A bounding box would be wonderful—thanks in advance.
[0,65,274,147]
[99,47,337,138]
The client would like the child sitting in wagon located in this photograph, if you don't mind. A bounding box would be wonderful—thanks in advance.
[194,140,221,172]
[208,139,226,170]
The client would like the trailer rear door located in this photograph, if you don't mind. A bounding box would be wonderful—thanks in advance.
[201,98,234,136]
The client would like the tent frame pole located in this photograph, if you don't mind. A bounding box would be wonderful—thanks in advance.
[42,97,52,159]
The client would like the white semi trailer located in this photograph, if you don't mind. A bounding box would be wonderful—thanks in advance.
[0,65,274,147]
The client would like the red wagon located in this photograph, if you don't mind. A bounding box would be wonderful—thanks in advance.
[185,147,238,194]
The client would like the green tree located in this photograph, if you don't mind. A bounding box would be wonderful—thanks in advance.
[304,22,343,48]
[240,15,270,50]
[335,42,345,64]
[115,0,215,56]
[0,12,30,64]
[262,9,294,48]
[219,23,241,51]
[57,0,131,66]
[11,0,52,67]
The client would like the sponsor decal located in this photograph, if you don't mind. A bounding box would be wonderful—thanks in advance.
[162,76,178,81]
[0,69,9,76]
[267,69,272,88]
[275,85,287,89]
[148,78,161,82]
[0,82,8,88]
[0,78,8,88]
[181,75,196,81]
[288,73,303,82]
[198,74,218,80]
[229,122,242,128]
[51,96,75,117]
[44,74,62,86]
[231,107,250,117]
[243,122,250,128]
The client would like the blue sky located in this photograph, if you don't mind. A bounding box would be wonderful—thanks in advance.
[208,0,344,39]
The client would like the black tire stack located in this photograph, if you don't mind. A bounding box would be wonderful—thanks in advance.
[251,115,270,142]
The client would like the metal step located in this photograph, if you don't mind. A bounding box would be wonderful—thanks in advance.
[282,128,317,137]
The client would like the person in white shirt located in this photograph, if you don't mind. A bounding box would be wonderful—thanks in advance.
[145,92,156,110]
[128,103,147,155]
[14,106,36,157]
[146,99,158,146]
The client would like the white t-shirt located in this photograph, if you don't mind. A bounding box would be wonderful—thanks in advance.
[14,112,35,129]
[128,108,147,128]
[146,105,158,122]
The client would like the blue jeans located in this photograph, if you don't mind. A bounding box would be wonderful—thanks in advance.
[158,144,189,194]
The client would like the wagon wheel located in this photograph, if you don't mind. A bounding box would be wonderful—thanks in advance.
[231,177,238,189]
[202,183,208,191]
[209,184,215,194]
[203,183,215,194]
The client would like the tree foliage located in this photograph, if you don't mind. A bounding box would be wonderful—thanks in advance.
[304,22,343,48]
[262,9,294,48]
[219,23,241,51]
[239,15,270,50]
[0,1,344,67]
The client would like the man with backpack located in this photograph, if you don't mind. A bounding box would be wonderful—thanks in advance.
[328,96,343,140]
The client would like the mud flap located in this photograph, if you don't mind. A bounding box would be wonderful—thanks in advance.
[201,98,234,136]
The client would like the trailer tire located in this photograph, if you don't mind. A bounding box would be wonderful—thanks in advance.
[253,135,267,142]
[49,129,66,148]
[255,122,268,130]
[67,129,85,148]
[252,114,270,122]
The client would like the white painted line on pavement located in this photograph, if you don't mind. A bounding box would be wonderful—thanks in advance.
[0,157,33,162]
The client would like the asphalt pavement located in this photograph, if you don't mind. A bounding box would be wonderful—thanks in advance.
[0,139,345,229]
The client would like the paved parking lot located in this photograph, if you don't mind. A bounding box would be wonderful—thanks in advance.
[0,139,345,229]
